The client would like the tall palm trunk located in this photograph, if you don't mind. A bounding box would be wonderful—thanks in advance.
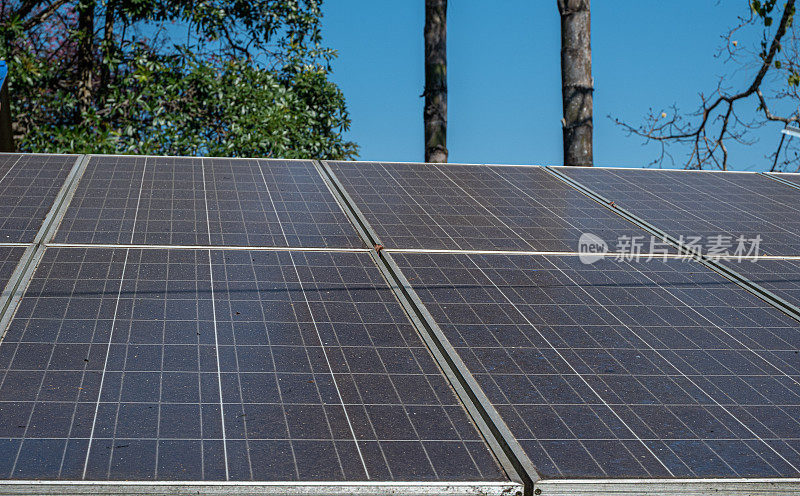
[558,0,593,166]
[424,0,447,163]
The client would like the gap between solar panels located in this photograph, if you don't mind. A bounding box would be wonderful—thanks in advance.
[0,154,89,339]
[762,171,800,192]
[543,166,800,326]
[318,160,536,495]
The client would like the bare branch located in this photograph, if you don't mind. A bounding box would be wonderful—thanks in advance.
[21,0,70,31]
[613,0,799,170]
[756,88,800,123]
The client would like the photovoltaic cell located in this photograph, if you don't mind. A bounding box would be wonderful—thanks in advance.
[0,154,76,243]
[204,158,364,248]
[392,252,800,479]
[0,247,24,295]
[54,157,364,248]
[327,162,669,252]
[0,247,506,482]
[560,167,800,256]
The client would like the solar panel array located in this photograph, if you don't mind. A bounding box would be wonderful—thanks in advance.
[1,154,799,494]
[0,155,511,491]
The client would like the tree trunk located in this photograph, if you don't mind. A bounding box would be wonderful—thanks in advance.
[76,0,96,119]
[424,0,447,163]
[558,0,592,166]
[0,64,15,152]
[99,0,115,93]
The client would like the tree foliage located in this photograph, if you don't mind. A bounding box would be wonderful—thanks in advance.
[0,0,358,158]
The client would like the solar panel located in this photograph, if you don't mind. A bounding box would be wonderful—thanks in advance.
[0,154,77,243]
[54,157,365,249]
[327,162,670,253]
[391,252,800,479]
[559,167,800,256]
[0,247,508,484]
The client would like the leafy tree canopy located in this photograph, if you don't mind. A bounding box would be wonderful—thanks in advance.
[0,0,358,159]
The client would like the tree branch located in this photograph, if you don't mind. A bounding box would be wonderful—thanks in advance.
[614,0,797,170]
[21,0,70,31]
[756,88,800,123]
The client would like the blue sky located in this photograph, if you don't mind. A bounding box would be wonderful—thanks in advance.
[321,2,786,170]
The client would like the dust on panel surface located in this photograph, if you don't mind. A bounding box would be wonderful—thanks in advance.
[0,154,76,243]
[54,157,364,249]
[0,248,506,482]
[327,162,669,253]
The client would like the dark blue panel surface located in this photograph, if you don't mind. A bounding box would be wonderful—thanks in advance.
[0,154,75,243]
[328,162,669,253]
[0,248,506,482]
[561,168,800,256]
